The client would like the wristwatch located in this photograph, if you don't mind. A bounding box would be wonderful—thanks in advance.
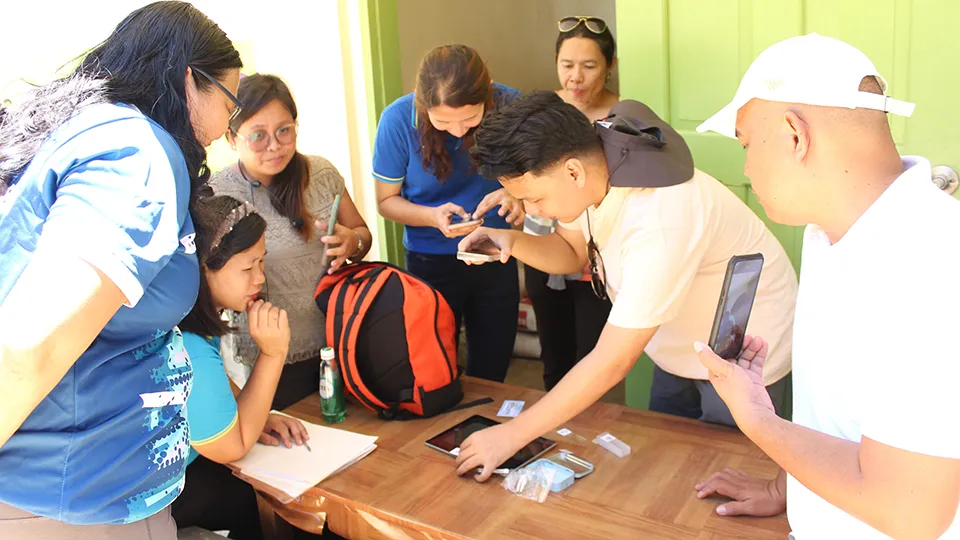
[351,229,364,259]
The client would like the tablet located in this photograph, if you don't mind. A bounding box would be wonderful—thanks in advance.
[424,415,556,470]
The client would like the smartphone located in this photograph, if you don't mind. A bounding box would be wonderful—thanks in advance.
[424,415,556,471]
[708,254,764,359]
[448,218,483,231]
[456,239,501,263]
[318,193,342,271]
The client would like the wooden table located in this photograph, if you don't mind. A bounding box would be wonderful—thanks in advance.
[259,377,790,540]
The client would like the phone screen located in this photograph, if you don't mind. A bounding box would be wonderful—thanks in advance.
[709,254,764,359]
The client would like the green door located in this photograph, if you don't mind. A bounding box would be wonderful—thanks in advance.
[616,0,960,409]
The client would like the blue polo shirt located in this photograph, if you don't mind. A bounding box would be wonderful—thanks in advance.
[0,103,198,524]
[372,83,520,255]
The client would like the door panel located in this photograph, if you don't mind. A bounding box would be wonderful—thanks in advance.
[617,0,960,409]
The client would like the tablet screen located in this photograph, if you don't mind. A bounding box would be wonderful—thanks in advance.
[424,415,556,470]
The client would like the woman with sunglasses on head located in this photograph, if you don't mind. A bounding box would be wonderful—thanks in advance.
[209,74,371,410]
[556,16,620,123]
[523,16,619,390]
[373,44,524,383]
[0,2,241,538]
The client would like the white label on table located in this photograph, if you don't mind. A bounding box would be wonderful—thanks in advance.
[557,428,573,436]
[497,400,525,418]
[450,447,461,456]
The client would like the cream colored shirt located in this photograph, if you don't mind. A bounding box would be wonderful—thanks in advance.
[561,169,797,383]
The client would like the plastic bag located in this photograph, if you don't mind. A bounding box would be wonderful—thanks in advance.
[501,464,556,503]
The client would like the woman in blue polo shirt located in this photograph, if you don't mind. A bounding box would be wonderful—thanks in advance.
[0,3,241,538]
[374,45,524,382]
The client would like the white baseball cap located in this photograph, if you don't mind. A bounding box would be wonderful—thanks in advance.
[697,33,915,139]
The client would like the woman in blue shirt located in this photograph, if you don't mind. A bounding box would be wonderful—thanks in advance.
[374,45,524,382]
[170,195,317,540]
[0,3,241,538]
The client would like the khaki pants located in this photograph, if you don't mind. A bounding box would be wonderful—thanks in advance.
[0,502,176,540]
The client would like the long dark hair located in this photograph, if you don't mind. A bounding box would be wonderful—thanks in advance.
[228,74,312,241]
[180,195,267,337]
[0,1,242,197]
[414,45,494,182]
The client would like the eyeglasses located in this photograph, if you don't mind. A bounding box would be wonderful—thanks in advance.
[234,123,298,152]
[192,67,243,124]
[558,16,607,34]
[585,211,608,301]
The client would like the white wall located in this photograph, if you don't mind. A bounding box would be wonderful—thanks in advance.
[395,0,617,94]
[1,0,362,226]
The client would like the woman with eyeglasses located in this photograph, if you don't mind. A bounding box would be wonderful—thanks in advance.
[0,2,240,538]
[373,44,525,383]
[209,74,371,410]
[523,16,619,390]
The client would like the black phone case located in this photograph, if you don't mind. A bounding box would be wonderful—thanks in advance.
[708,253,764,359]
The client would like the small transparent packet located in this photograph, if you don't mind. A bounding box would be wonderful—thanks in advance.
[501,464,557,503]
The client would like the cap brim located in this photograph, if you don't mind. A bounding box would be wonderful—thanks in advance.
[696,101,740,139]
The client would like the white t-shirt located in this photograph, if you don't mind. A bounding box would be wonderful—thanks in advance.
[560,168,798,384]
[787,157,960,539]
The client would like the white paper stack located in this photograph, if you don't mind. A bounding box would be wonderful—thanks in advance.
[231,413,378,499]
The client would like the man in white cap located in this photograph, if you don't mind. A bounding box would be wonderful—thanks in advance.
[694,33,960,539]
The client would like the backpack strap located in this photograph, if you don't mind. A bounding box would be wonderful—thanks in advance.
[377,388,416,421]
[328,265,389,413]
[446,397,494,413]
[338,265,396,414]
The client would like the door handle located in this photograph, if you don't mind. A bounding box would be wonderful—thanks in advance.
[932,165,958,195]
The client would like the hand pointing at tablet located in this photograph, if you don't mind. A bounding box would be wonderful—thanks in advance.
[455,423,524,482]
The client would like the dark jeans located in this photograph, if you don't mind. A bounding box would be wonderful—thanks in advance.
[171,455,263,540]
[271,357,321,411]
[406,251,519,383]
[524,266,612,390]
[649,365,792,428]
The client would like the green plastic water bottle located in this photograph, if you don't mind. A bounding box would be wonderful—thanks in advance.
[319,347,346,423]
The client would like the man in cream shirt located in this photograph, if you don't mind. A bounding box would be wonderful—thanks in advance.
[694,34,960,538]
[450,91,797,481]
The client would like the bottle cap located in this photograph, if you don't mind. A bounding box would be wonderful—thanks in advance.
[320,347,335,361]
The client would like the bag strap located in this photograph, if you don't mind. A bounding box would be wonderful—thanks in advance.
[329,265,386,412]
[446,397,494,413]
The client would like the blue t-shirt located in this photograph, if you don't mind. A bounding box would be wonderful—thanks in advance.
[372,83,520,254]
[182,333,238,466]
[0,103,199,525]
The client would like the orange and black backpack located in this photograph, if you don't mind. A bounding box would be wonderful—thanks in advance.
[315,262,485,419]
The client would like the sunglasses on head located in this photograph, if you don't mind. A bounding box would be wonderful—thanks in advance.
[558,16,607,34]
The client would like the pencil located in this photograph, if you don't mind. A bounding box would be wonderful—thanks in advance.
[303,440,312,452]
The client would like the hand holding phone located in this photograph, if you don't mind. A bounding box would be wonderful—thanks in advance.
[448,217,484,231]
[433,203,479,238]
[317,194,342,272]
[457,229,503,264]
[708,254,764,359]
